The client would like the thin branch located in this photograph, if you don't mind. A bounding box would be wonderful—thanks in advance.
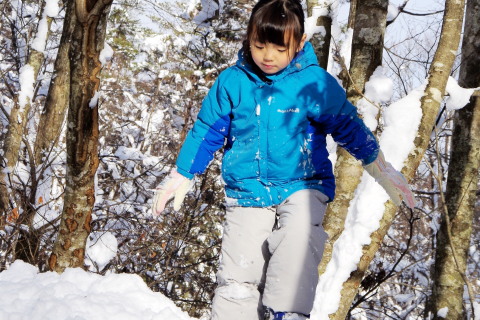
[402,9,444,17]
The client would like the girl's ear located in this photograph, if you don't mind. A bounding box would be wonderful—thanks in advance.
[297,34,307,52]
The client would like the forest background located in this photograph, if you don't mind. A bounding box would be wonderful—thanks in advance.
[0,0,479,319]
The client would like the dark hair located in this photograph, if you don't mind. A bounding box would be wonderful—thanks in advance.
[243,0,305,64]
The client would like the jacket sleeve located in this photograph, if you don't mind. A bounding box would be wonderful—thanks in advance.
[311,69,379,165]
[175,71,232,178]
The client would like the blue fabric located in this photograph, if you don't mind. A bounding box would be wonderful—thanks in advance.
[176,42,379,207]
[273,312,286,320]
[272,311,310,319]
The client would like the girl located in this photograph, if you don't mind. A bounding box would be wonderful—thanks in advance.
[152,0,415,319]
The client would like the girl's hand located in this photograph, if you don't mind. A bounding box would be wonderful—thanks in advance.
[152,170,193,216]
[364,151,416,209]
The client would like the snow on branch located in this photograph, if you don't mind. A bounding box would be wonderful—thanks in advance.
[445,76,479,110]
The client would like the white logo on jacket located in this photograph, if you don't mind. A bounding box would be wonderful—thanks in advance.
[277,108,300,113]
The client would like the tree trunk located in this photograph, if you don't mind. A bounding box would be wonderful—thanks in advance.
[49,0,112,273]
[14,0,76,266]
[0,1,52,222]
[404,0,465,178]
[431,0,480,318]
[25,1,76,264]
[34,0,76,166]
[347,0,357,30]
[318,2,387,318]
[306,0,332,69]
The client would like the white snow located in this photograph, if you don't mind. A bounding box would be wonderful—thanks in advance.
[100,43,114,66]
[429,87,443,103]
[356,66,393,131]
[3,1,476,320]
[305,4,330,41]
[31,0,59,52]
[445,76,477,110]
[437,307,448,318]
[115,146,145,161]
[0,260,193,320]
[89,91,101,108]
[192,0,223,25]
[339,28,354,72]
[31,15,49,52]
[18,64,35,109]
[45,0,60,17]
[85,231,118,271]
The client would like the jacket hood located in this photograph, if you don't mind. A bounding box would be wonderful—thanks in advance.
[236,41,319,84]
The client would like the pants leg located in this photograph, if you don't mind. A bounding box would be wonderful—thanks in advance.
[263,189,329,315]
[211,206,276,320]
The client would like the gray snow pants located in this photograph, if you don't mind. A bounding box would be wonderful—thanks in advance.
[211,189,329,320]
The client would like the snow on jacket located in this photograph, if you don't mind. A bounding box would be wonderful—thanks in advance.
[176,42,379,207]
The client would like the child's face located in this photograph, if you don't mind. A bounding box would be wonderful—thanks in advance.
[250,34,305,74]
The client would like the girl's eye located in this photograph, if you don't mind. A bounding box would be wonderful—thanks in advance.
[255,45,264,49]
[278,49,287,53]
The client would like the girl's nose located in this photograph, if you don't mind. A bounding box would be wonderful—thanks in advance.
[263,48,274,61]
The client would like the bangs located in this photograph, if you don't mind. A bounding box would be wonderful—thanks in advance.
[251,15,296,47]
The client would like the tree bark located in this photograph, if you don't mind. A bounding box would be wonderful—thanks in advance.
[347,0,357,30]
[14,0,76,266]
[0,1,52,222]
[403,0,465,178]
[431,0,480,318]
[34,0,76,166]
[318,2,387,319]
[306,0,332,69]
[49,0,112,273]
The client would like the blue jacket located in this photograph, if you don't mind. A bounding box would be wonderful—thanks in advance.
[176,42,379,207]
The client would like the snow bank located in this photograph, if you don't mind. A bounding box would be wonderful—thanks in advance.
[0,260,193,320]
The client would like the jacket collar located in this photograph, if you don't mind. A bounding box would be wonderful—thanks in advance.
[236,41,318,84]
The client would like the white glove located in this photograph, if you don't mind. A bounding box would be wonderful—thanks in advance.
[364,151,416,209]
[152,170,193,216]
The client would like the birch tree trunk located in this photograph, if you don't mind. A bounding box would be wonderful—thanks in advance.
[306,0,332,69]
[322,0,465,318]
[430,0,480,318]
[318,1,388,313]
[404,0,465,177]
[34,0,76,166]
[49,0,112,273]
[0,1,53,222]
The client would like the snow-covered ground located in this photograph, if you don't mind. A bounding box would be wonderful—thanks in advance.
[0,260,194,320]
[2,0,478,319]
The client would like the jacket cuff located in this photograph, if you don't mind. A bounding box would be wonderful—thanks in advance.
[362,147,380,166]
